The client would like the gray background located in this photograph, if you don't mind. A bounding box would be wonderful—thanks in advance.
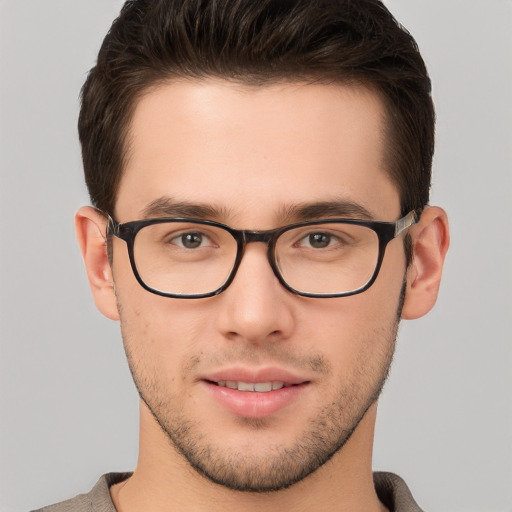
[1,1,511,510]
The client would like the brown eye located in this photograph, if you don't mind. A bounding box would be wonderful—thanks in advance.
[308,233,332,248]
[180,233,203,249]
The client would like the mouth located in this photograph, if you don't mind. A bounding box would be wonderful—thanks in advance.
[201,370,310,418]
[208,380,298,392]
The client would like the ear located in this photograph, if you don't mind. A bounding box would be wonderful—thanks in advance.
[75,206,120,321]
[401,206,450,320]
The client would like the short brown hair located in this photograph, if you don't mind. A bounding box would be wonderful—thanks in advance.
[79,0,434,218]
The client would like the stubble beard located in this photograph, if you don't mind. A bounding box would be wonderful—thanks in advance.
[119,284,404,493]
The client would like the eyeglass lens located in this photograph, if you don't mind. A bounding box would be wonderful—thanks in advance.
[132,221,380,296]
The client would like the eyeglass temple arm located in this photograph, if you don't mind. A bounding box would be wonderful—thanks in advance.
[394,210,419,237]
[105,214,120,237]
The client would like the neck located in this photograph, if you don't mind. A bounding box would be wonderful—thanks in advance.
[110,402,387,512]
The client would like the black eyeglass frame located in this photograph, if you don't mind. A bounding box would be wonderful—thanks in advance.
[107,210,419,299]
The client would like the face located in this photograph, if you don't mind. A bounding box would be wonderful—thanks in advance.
[111,80,407,491]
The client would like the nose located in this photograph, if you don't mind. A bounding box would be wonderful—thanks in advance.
[214,243,296,344]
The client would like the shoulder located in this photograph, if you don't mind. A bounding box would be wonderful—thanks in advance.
[31,473,132,512]
[373,472,425,512]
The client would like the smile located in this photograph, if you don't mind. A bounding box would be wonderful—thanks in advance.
[215,381,292,392]
[205,379,309,418]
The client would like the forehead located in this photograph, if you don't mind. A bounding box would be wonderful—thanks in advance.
[117,79,400,225]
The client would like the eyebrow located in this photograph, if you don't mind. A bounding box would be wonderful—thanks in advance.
[141,197,229,220]
[278,200,375,223]
[140,196,375,224]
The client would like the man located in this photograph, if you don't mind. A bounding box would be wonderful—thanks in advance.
[37,0,449,510]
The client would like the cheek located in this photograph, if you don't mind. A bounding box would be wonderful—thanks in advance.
[300,255,405,371]
[121,298,208,347]
[115,276,212,385]
[112,241,209,353]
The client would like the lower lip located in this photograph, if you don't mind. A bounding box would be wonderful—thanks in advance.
[203,381,309,418]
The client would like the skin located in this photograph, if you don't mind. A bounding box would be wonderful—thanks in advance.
[76,79,449,512]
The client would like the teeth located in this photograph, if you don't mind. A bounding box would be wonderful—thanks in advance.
[254,382,272,392]
[238,381,255,392]
[216,381,286,392]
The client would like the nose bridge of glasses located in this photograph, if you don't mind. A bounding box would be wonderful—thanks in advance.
[227,229,281,291]
[233,229,279,277]
[242,230,276,245]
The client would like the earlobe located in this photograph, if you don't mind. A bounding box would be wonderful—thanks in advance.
[401,206,450,320]
[75,206,120,321]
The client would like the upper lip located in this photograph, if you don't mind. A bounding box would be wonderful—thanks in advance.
[201,367,309,385]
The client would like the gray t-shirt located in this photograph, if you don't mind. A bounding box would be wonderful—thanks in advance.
[32,471,424,512]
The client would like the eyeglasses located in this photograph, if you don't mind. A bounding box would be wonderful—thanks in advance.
[107,211,418,299]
